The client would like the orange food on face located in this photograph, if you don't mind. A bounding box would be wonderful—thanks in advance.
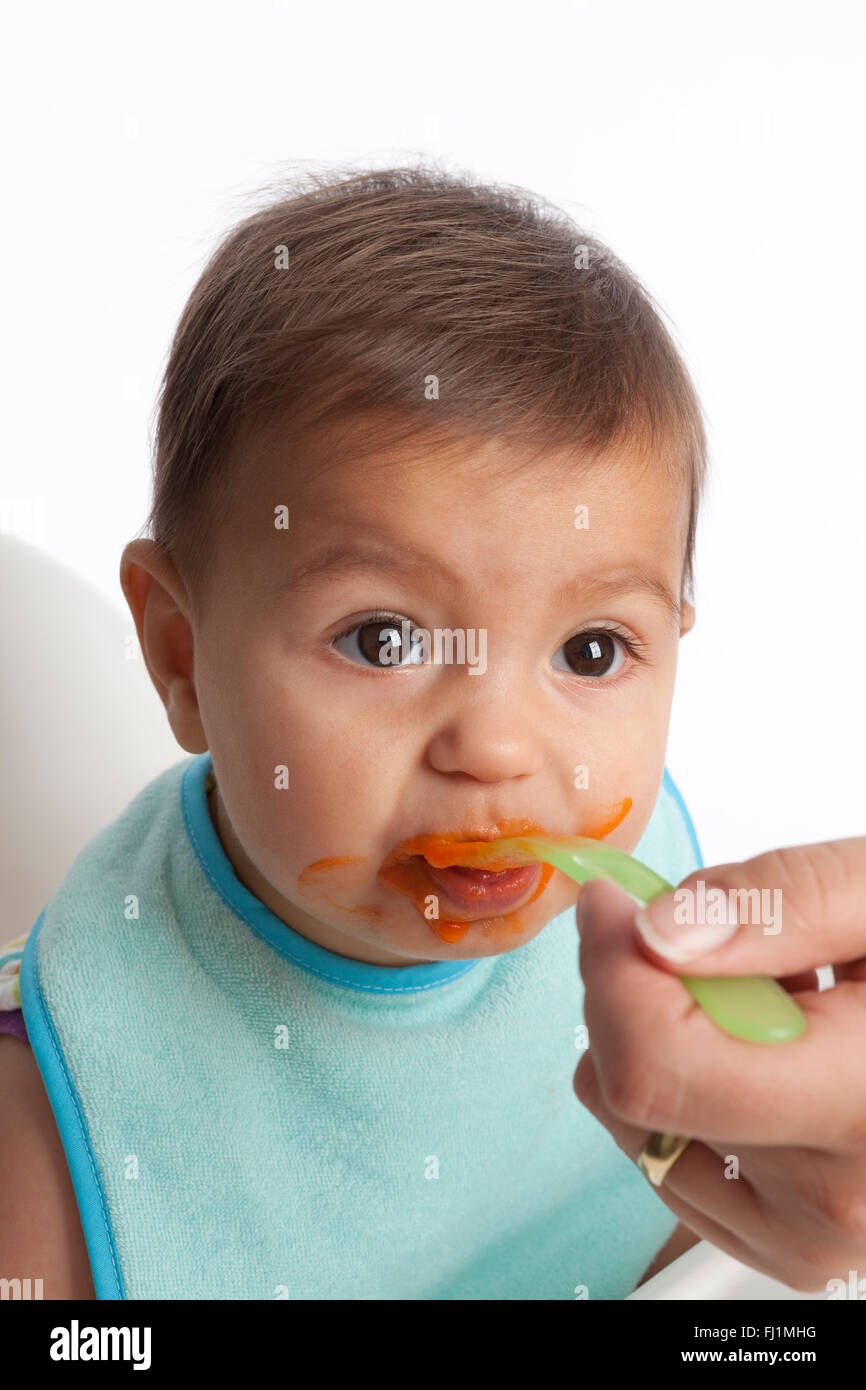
[377,799,632,942]
[297,854,366,886]
[377,853,554,942]
[295,801,632,945]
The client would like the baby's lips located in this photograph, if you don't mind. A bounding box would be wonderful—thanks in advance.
[383,798,632,871]
[387,819,549,870]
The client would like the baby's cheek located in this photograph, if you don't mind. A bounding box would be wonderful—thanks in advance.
[608,788,661,856]
[588,758,666,857]
[253,765,373,892]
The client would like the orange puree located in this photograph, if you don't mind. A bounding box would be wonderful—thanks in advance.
[297,854,365,885]
[296,801,632,946]
[377,799,632,944]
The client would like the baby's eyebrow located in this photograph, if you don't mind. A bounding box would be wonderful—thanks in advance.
[276,540,681,624]
[555,567,682,625]
[278,539,455,594]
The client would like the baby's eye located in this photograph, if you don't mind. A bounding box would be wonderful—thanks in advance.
[330,615,639,676]
[552,629,628,679]
[331,614,425,668]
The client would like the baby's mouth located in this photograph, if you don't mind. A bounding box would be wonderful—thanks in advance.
[376,800,632,939]
[418,859,543,913]
[382,822,550,919]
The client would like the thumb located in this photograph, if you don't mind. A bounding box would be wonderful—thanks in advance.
[631,838,866,976]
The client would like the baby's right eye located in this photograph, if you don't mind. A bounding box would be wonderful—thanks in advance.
[331,613,426,669]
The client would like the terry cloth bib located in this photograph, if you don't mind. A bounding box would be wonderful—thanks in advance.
[20,753,703,1300]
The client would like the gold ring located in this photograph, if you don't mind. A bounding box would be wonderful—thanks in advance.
[637,1131,692,1187]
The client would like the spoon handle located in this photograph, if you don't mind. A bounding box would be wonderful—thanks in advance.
[507,837,807,1044]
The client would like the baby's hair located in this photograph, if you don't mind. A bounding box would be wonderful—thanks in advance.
[142,161,708,616]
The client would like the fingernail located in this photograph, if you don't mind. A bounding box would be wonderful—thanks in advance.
[633,894,740,962]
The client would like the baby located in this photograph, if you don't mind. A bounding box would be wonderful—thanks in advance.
[1,165,707,1299]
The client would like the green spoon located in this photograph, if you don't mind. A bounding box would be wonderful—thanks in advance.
[468,835,807,1044]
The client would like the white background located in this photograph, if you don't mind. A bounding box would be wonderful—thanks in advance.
[2,0,863,866]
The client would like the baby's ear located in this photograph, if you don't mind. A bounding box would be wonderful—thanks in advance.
[118,539,207,754]
[679,599,696,636]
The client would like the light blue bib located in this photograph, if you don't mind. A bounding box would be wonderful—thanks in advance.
[20,753,702,1300]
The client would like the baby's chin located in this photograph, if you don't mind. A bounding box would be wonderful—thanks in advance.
[352,896,571,964]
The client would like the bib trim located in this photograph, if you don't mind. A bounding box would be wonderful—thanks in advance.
[20,910,126,1300]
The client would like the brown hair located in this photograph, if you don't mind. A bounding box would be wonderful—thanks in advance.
[142,162,708,614]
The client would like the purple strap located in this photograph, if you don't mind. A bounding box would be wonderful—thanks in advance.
[0,1009,29,1044]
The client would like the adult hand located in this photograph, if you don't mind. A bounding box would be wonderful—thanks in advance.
[573,837,866,1293]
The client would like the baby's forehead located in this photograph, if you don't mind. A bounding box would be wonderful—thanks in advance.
[235,410,684,508]
[214,415,690,609]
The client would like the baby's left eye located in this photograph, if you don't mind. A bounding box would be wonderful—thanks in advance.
[552,630,628,679]
[330,614,424,668]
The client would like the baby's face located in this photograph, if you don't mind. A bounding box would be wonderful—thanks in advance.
[169,418,693,965]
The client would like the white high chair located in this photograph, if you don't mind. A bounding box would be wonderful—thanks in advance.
[0,533,825,1302]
